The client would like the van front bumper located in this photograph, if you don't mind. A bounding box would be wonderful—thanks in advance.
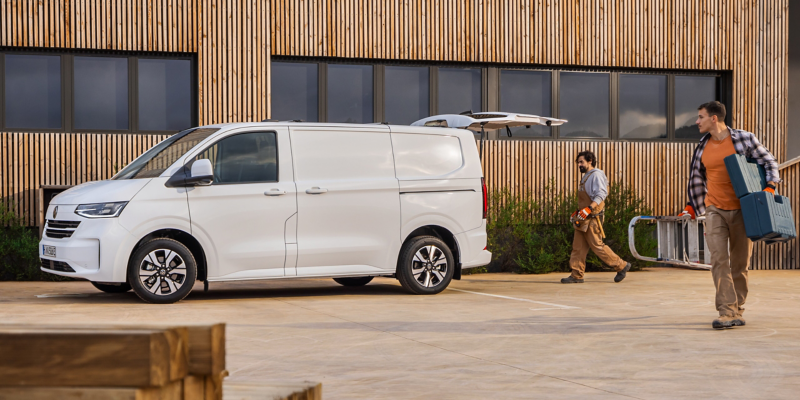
[39,205,135,282]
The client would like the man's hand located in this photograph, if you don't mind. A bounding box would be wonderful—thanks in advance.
[570,210,578,219]
[678,205,696,219]
[577,207,592,220]
[764,182,776,195]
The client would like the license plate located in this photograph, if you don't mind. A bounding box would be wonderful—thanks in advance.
[43,245,56,257]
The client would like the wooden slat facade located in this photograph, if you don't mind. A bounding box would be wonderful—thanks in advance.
[0,0,796,269]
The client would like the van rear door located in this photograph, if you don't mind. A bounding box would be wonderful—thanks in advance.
[289,126,400,275]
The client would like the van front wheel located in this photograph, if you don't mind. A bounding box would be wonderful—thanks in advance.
[128,238,197,304]
[397,236,454,295]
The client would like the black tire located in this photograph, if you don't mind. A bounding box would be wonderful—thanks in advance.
[333,276,374,286]
[127,238,197,304]
[91,281,132,293]
[396,236,455,295]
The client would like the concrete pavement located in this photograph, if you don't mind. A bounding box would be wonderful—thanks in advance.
[2,268,800,399]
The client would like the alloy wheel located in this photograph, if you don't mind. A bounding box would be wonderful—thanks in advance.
[412,245,448,288]
[139,249,187,296]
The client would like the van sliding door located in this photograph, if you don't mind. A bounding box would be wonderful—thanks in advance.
[289,127,401,276]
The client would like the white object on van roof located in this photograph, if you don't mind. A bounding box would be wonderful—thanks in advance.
[411,112,567,132]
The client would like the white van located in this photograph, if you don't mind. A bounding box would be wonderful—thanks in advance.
[38,120,496,303]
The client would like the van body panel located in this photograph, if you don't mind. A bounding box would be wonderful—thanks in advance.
[456,221,491,269]
[399,181,482,233]
[389,126,483,180]
[51,179,151,205]
[391,133,464,179]
[188,127,297,280]
[290,127,401,274]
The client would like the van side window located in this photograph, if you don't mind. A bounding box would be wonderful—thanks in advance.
[195,131,278,184]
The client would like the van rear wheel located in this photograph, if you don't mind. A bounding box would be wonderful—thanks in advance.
[128,238,197,304]
[397,236,454,295]
[333,276,374,286]
[91,281,132,293]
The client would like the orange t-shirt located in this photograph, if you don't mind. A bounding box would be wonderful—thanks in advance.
[702,135,741,210]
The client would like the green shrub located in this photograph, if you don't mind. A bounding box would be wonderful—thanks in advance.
[0,201,69,281]
[485,182,657,274]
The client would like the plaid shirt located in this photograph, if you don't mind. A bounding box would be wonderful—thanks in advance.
[686,127,781,215]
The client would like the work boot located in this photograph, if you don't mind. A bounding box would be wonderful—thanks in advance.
[561,275,584,284]
[712,315,737,330]
[732,314,746,326]
[614,263,632,283]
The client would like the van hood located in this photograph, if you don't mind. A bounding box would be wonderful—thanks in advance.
[51,179,152,205]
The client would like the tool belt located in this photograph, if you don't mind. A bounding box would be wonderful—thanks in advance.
[571,210,605,235]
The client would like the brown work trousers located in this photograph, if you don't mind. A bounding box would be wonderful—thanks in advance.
[569,219,627,279]
[706,205,753,317]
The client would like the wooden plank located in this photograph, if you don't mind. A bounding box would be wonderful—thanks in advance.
[222,381,322,400]
[0,327,189,387]
[0,380,183,400]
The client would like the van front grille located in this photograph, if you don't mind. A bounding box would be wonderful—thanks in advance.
[47,220,81,229]
[41,258,75,273]
[45,220,80,239]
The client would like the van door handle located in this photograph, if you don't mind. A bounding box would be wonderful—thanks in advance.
[264,189,286,196]
[305,187,328,194]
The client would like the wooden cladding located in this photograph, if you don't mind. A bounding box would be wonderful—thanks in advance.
[0,131,169,225]
[270,0,788,159]
[0,0,198,52]
[0,1,795,268]
[0,0,270,127]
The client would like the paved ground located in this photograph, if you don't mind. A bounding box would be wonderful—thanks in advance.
[2,268,800,399]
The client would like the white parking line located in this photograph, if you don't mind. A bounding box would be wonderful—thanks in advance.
[448,288,580,309]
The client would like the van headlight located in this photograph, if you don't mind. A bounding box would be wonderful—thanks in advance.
[74,202,128,218]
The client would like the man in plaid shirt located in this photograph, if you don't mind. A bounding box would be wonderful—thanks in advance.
[679,101,781,330]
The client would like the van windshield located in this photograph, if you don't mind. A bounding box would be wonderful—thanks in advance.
[114,128,219,180]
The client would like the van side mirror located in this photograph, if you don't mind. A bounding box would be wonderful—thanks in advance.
[165,159,214,187]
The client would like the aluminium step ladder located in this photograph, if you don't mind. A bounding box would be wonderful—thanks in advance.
[628,215,711,270]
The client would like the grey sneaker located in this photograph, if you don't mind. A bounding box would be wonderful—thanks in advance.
[712,315,737,329]
[561,276,584,284]
[614,263,632,283]
[732,315,746,326]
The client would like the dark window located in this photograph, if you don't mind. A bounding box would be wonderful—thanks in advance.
[619,74,667,139]
[138,58,192,131]
[559,72,610,138]
[327,64,373,123]
[4,54,61,129]
[500,70,552,137]
[385,66,429,125]
[74,56,129,130]
[438,68,481,114]
[197,132,278,184]
[675,76,717,139]
[271,62,318,122]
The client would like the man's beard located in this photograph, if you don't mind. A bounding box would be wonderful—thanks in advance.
[579,166,587,173]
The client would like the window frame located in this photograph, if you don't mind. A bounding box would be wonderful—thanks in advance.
[0,48,197,134]
[193,130,280,185]
[274,57,732,143]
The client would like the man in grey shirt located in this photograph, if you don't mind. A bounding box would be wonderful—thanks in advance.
[562,151,632,283]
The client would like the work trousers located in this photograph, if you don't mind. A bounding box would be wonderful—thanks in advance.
[706,205,753,317]
[569,219,627,279]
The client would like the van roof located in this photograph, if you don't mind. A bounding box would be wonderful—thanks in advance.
[190,121,465,135]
